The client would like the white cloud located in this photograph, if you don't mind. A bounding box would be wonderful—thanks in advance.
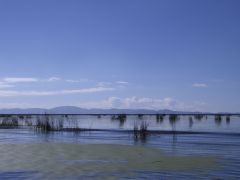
[0,87,114,97]
[0,82,15,89]
[46,77,61,82]
[116,81,129,84]
[65,79,80,83]
[77,96,205,111]
[65,78,89,83]
[97,82,112,87]
[3,77,38,83]
[192,83,208,88]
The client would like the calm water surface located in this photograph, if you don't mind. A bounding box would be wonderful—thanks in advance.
[0,115,239,179]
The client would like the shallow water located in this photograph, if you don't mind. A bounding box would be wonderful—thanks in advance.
[0,115,240,179]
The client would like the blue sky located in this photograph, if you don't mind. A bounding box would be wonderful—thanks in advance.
[0,0,240,112]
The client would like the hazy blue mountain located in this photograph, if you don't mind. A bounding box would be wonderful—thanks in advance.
[0,106,179,114]
[0,106,224,114]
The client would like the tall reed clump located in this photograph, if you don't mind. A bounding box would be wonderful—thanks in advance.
[215,115,222,126]
[156,114,165,123]
[0,115,18,127]
[226,115,231,124]
[189,116,193,128]
[194,114,204,121]
[169,114,179,132]
[35,114,63,131]
[138,114,144,119]
[111,114,127,127]
[133,121,149,142]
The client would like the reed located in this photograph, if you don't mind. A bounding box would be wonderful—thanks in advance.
[215,115,222,125]
[156,114,165,123]
[169,115,179,132]
[194,114,204,121]
[138,114,144,119]
[226,116,231,124]
[133,120,149,142]
[0,116,18,127]
[189,116,193,128]
[35,114,64,131]
[111,114,127,127]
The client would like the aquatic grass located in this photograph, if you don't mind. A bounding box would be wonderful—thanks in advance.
[34,114,64,132]
[111,114,127,127]
[189,116,193,128]
[226,116,231,124]
[169,115,179,132]
[156,114,165,123]
[138,114,144,119]
[19,115,25,119]
[214,115,222,126]
[0,116,19,127]
[133,120,149,142]
[194,114,204,121]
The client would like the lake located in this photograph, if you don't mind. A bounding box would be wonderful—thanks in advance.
[0,114,239,179]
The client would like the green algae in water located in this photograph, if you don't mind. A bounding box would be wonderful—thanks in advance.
[0,143,218,179]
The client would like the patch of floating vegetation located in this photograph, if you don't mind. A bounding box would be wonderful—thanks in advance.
[0,143,218,179]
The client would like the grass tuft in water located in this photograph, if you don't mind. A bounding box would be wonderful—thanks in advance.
[226,116,231,124]
[111,114,127,127]
[156,114,165,123]
[133,121,149,142]
[214,115,222,126]
[194,114,204,121]
[0,116,18,127]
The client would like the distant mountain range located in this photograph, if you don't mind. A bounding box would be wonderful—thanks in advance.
[0,106,193,114]
[0,106,236,114]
